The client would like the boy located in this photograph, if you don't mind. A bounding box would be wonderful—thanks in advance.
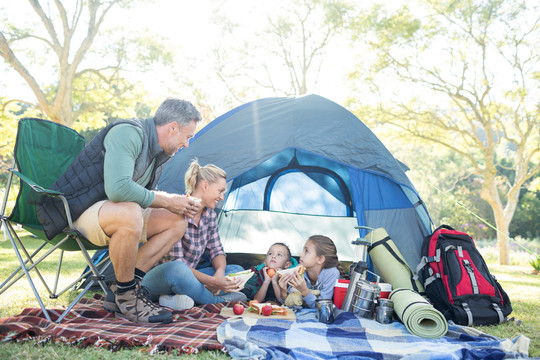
[241,243,297,302]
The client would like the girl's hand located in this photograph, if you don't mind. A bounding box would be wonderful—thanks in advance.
[288,273,308,293]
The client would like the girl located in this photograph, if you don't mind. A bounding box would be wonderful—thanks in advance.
[279,235,342,309]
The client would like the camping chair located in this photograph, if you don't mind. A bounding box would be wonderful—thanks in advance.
[0,117,111,323]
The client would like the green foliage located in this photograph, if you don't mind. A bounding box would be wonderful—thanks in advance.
[368,131,497,240]
[346,0,540,264]
[510,190,540,239]
[0,100,47,189]
[0,1,177,128]
[529,254,540,273]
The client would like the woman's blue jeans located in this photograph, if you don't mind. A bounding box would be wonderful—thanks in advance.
[142,261,245,304]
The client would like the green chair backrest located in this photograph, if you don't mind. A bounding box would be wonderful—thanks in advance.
[7,118,101,250]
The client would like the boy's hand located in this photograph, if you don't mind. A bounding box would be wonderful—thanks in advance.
[270,268,282,284]
[278,272,290,290]
[262,266,273,283]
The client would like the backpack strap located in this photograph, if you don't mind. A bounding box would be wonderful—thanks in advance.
[462,259,479,294]
[462,302,474,326]
[423,267,441,287]
[414,248,441,280]
[492,303,505,324]
[371,236,421,294]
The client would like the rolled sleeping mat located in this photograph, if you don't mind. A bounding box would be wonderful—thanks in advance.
[367,228,425,294]
[389,288,448,339]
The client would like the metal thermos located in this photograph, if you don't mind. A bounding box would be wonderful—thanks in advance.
[340,261,368,312]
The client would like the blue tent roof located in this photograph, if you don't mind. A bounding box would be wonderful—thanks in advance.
[158,94,432,268]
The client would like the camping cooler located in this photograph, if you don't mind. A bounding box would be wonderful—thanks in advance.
[334,279,350,309]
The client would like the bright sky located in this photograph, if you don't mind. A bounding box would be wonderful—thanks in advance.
[6,0,517,117]
[116,0,358,106]
[0,0,359,112]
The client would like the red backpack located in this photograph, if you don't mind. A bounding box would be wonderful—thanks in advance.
[415,225,512,325]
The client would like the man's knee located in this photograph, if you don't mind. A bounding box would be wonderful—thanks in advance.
[171,214,187,235]
[159,212,188,239]
[103,202,144,238]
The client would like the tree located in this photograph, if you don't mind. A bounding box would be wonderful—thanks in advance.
[348,0,540,264]
[211,0,351,101]
[0,0,172,128]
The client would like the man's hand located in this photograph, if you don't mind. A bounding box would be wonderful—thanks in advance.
[151,192,201,217]
[182,196,202,218]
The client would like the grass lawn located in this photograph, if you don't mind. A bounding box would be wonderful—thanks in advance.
[0,234,538,359]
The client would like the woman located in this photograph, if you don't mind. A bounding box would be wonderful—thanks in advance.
[142,159,247,310]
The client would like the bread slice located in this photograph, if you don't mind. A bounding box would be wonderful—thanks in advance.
[226,269,254,287]
[276,264,305,277]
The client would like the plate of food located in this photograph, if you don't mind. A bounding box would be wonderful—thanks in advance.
[220,300,296,320]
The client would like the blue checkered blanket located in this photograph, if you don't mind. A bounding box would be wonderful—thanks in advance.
[216,309,530,360]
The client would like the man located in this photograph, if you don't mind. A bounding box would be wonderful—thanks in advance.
[37,98,206,324]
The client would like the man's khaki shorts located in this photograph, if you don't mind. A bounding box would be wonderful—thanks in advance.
[73,200,152,247]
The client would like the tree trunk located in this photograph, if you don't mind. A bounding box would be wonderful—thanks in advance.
[494,212,510,265]
[480,171,510,265]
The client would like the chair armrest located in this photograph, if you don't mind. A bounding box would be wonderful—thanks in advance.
[9,168,76,228]
[9,169,63,196]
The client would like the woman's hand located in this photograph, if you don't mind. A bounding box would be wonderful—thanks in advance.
[206,275,243,294]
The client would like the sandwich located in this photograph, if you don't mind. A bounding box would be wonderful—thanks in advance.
[226,269,254,287]
[248,301,288,316]
[276,264,305,278]
[187,195,201,203]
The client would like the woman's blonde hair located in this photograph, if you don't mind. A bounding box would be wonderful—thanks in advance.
[184,159,227,195]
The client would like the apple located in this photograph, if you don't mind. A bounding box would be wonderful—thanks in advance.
[233,304,245,315]
[261,305,273,316]
[267,268,276,277]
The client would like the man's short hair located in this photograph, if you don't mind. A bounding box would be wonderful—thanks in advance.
[154,98,202,127]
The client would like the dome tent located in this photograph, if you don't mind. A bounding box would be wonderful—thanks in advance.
[158,94,432,270]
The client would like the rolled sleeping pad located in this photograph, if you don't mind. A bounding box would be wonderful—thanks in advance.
[389,288,448,339]
[367,228,425,294]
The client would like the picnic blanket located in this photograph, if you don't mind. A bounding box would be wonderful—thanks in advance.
[217,309,531,359]
[0,294,227,354]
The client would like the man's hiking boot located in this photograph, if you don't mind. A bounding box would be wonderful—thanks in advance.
[103,283,119,312]
[104,282,173,324]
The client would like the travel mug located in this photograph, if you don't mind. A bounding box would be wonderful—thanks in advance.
[316,299,335,324]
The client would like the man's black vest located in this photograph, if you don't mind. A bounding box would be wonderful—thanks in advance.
[36,118,171,240]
